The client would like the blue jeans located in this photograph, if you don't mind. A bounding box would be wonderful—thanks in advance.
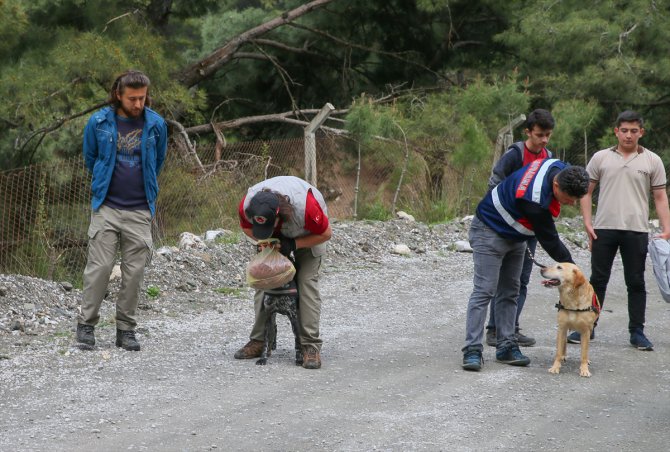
[590,229,648,332]
[486,238,537,332]
[463,217,524,351]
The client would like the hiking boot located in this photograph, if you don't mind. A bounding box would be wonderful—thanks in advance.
[76,323,95,348]
[234,339,266,359]
[462,348,483,371]
[115,329,141,351]
[567,329,595,344]
[496,344,530,366]
[514,329,536,347]
[302,344,321,369]
[485,328,496,347]
[630,329,653,351]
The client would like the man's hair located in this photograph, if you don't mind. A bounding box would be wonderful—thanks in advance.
[616,110,644,128]
[555,166,590,198]
[108,70,152,108]
[245,188,294,221]
[525,108,555,131]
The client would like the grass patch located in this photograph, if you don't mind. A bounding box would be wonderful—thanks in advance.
[215,232,241,245]
[213,287,244,297]
[146,285,160,298]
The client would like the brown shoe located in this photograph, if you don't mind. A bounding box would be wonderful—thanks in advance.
[302,344,321,369]
[234,339,268,359]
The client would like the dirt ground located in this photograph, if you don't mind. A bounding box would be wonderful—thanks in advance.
[1,226,670,451]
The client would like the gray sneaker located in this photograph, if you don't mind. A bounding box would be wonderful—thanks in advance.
[514,329,536,347]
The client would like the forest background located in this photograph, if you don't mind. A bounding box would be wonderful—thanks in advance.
[1,0,669,281]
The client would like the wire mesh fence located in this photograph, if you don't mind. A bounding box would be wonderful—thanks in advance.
[0,134,585,284]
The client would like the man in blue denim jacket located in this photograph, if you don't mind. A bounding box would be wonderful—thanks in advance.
[76,70,167,351]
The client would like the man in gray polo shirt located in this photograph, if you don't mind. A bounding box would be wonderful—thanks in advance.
[575,110,670,350]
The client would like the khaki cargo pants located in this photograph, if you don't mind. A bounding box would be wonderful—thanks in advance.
[249,247,323,349]
[79,205,153,331]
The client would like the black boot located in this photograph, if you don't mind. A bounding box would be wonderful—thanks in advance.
[76,323,95,348]
[116,329,141,351]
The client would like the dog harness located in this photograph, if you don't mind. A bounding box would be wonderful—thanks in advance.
[555,293,601,316]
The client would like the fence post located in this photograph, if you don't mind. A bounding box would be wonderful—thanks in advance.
[492,114,526,166]
[304,103,334,186]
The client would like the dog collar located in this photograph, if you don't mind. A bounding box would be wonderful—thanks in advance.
[555,293,601,315]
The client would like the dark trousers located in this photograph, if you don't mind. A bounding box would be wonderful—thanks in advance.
[590,229,648,332]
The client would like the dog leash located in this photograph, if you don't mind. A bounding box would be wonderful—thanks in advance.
[526,246,547,268]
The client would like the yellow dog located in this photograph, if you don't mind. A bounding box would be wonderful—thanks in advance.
[541,263,600,377]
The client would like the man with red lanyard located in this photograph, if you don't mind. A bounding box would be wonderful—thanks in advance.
[462,159,589,371]
[485,109,555,348]
[235,176,332,369]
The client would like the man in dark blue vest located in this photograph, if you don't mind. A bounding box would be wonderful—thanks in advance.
[462,159,589,371]
[486,109,555,347]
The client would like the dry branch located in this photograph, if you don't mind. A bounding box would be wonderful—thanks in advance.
[178,0,337,88]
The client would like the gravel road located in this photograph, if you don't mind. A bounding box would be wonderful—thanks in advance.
[1,218,670,451]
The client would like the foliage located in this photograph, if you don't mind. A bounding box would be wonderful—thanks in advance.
[146,285,160,298]
[495,0,670,155]
[2,0,670,230]
[550,99,602,165]
[357,200,391,221]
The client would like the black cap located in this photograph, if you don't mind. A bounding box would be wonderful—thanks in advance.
[247,191,279,239]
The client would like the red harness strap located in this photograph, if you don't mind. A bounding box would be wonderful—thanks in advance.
[592,292,601,315]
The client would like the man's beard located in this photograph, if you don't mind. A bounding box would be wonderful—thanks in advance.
[118,104,143,119]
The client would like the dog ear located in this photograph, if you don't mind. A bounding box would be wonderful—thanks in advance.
[573,268,586,287]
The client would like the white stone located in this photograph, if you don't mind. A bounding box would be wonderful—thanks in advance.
[391,244,412,256]
[461,215,474,223]
[156,246,178,256]
[109,265,122,280]
[179,232,205,250]
[396,211,415,222]
[455,240,473,253]
[204,229,232,241]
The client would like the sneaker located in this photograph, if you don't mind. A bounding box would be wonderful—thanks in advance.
[462,348,483,371]
[234,339,266,359]
[567,330,595,344]
[514,329,536,347]
[116,329,141,351]
[485,329,496,347]
[496,344,530,366]
[76,323,95,348]
[302,344,321,369]
[630,329,653,351]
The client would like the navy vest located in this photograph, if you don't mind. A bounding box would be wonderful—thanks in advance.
[476,159,565,240]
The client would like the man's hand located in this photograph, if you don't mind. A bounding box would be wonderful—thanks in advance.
[278,235,296,256]
[584,224,597,252]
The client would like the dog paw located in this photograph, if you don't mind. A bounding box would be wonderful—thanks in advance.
[548,366,561,374]
[579,367,591,377]
[255,358,268,365]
